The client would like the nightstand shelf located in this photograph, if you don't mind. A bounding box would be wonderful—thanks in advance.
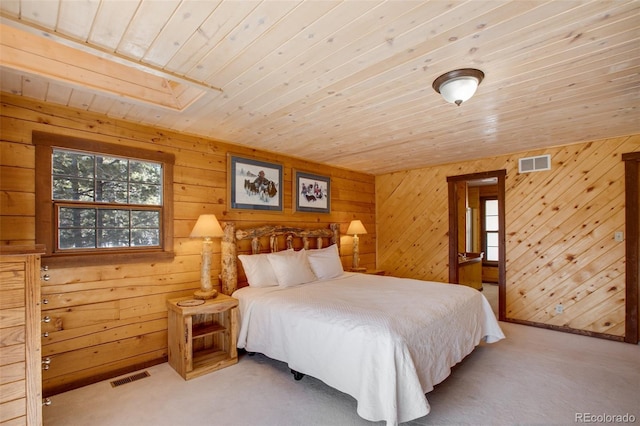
[167,294,238,380]
[192,349,230,370]
[192,322,226,338]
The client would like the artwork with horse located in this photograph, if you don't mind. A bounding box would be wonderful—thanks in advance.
[230,156,282,211]
[243,169,278,203]
[245,177,277,202]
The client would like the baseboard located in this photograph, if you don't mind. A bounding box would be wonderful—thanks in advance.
[502,318,626,343]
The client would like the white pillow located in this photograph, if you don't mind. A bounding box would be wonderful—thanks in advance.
[238,253,279,287]
[267,249,317,287]
[306,244,344,280]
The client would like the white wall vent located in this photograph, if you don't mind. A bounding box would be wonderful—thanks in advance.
[519,154,551,173]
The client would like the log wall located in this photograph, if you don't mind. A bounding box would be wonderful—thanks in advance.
[0,94,375,395]
[377,134,640,338]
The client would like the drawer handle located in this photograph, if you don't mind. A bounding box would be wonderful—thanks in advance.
[42,274,51,281]
[43,332,49,338]
[41,266,49,272]
[43,364,50,371]
[42,298,49,305]
[42,316,51,323]
[42,357,51,365]
[43,398,52,406]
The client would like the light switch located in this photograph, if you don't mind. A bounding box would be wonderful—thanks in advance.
[614,231,624,242]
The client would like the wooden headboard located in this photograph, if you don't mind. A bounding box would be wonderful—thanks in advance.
[220,222,341,295]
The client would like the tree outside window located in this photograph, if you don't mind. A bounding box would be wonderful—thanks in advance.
[53,149,162,249]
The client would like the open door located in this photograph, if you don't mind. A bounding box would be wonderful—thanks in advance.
[448,170,506,321]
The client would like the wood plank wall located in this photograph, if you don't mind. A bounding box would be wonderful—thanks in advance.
[377,134,640,338]
[0,94,375,396]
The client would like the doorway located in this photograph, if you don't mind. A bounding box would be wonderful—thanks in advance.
[622,152,639,344]
[447,170,506,321]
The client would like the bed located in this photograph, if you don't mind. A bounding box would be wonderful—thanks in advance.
[220,223,504,425]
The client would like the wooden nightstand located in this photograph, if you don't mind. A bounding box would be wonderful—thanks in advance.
[350,268,386,275]
[167,294,238,380]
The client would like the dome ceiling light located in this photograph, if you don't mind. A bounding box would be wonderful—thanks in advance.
[432,68,485,106]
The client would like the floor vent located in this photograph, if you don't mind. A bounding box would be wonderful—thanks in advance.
[519,154,551,173]
[110,371,150,388]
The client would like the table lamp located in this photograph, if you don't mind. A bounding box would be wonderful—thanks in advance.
[347,219,367,271]
[190,214,224,299]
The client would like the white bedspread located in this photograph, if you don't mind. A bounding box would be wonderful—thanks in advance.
[234,273,504,425]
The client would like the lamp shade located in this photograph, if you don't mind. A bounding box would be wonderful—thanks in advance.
[432,68,484,106]
[190,214,224,238]
[347,220,367,236]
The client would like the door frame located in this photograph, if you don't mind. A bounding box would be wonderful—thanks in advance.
[447,170,507,320]
[622,152,639,344]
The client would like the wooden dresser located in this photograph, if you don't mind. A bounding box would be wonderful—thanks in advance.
[0,245,45,426]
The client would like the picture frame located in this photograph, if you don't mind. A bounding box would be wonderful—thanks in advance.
[228,154,283,212]
[294,170,331,214]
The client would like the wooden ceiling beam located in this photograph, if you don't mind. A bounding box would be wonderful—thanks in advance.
[0,17,217,112]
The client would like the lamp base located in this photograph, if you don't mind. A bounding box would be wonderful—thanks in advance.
[193,289,218,300]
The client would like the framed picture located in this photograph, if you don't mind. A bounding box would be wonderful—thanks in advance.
[294,170,331,213]
[228,154,283,212]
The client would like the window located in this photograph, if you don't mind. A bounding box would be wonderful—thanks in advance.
[34,132,174,266]
[483,198,499,262]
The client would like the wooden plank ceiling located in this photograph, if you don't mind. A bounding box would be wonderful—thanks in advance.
[0,0,638,175]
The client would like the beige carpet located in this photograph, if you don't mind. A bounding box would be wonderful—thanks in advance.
[43,321,638,426]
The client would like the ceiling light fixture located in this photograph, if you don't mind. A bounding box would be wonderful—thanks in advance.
[432,68,485,106]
